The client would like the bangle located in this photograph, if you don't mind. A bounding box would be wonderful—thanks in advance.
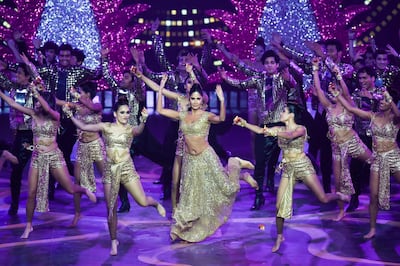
[312,65,319,72]
[336,74,343,81]
[139,116,147,123]
[332,90,340,97]
[269,129,277,137]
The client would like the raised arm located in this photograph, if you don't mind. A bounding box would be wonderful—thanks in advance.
[132,108,147,136]
[311,58,332,109]
[208,84,226,124]
[156,86,179,120]
[219,67,257,89]
[71,88,102,113]
[31,85,60,121]
[331,88,372,120]
[0,90,34,116]
[133,67,181,101]
[63,105,105,132]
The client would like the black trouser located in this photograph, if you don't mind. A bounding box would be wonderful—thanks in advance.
[10,130,33,208]
[308,111,332,193]
[253,122,283,195]
[159,120,179,198]
[350,134,372,196]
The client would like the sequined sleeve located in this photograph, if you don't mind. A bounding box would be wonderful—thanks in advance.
[101,57,119,91]
[224,75,258,90]
[235,60,261,77]
[152,34,173,72]
[0,72,17,91]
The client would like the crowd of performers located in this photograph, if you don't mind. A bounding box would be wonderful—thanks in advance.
[0,22,400,254]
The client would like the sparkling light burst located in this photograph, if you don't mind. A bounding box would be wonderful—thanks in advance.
[36,0,101,69]
[258,0,321,55]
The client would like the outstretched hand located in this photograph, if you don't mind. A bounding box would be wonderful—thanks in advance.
[233,115,246,127]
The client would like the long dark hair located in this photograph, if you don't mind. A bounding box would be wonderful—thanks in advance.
[113,99,129,112]
[287,101,304,125]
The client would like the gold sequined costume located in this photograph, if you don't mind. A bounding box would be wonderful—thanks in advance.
[369,114,400,210]
[102,123,139,214]
[75,106,105,192]
[170,112,241,242]
[326,106,370,195]
[30,119,66,212]
[276,127,315,219]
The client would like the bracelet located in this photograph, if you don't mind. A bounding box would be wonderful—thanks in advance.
[336,74,343,81]
[268,128,277,137]
[139,116,147,123]
[331,90,340,97]
[312,65,319,72]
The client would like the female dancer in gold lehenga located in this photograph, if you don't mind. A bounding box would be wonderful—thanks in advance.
[312,58,372,221]
[233,102,349,252]
[331,86,400,239]
[157,82,256,243]
[0,84,97,240]
[63,100,166,255]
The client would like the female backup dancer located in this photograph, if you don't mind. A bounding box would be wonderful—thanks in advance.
[0,85,97,239]
[157,82,256,243]
[233,102,349,252]
[312,58,372,220]
[59,82,106,227]
[63,100,166,255]
[331,86,400,239]
[133,67,259,212]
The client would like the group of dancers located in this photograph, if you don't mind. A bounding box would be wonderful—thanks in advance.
[1,23,400,254]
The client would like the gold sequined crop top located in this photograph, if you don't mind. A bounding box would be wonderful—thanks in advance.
[102,123,133,149]
[278,126,307,153]
[32,119,59,139]
[371,114,399,142]
[326,106,354,131]
[75,106,102,135]
[179,111,210,138]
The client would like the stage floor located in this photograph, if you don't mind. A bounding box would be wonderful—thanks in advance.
[1,116,400,266]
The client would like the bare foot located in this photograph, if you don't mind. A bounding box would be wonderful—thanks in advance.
[363,228,376,240]
[235,157,255,170]
[272,234,285,252]
[156,203,166,217]
[110,239,119,256]
[3,150,18,164]
[336,192,350,202]
[86,189,97,203]
[68,214,81,228]
[240,172,259,189]
[20,226,33,239]
[333,210,345,221]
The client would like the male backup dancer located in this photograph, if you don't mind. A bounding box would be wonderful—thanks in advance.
[0,63,34,215]
[221,50,301,210]
[348,66,378,212]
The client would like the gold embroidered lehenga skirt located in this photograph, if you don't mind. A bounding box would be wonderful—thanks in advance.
[170,146,240,242]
